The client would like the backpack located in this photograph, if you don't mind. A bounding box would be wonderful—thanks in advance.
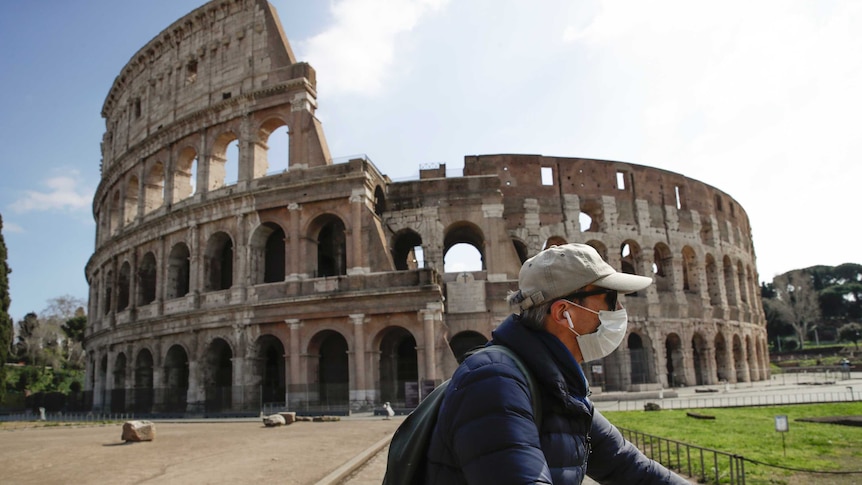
[382,344,542,485]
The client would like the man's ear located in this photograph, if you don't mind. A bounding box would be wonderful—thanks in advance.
[548,300,570,327]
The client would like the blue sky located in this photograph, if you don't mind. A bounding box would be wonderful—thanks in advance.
[2,0,861,322]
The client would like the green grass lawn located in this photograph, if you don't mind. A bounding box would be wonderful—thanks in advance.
[604,403,862,484]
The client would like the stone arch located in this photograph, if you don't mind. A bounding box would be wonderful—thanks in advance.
[732,334,747,382]
[747,266,758,312]
[705,254,722,306]
[166,242,191,299]
[204,337,234,413]
[112,352,127,413]
[143,160,165,215]
[308,214,347,277]
[665,333,686,387]
[620,240,642,276]
[255,335,286,405]
[692,332,710,386]
[103,269,113,316]
[137,252,157,305]
[627,331,655,385]
[543,236,567,249]
[714,332,730,382]
[512,238,529,264]
[124,176,139,225]
[723,255,737,305]
[210,131,240,189]
[163,344,189,413]
[250,222,286,284]
[391,229,423,271]
[448,330,489,363]
[308,329,350,407]
[258,117,290,176]
[374,185,386,217]
[737,261,748,304]
[378,326,418,405]
[204,232,234,291]
[681,246,699,293]
[134,348,154,413]
[118,261,131,312]
[579,199,603,232]
[173,146,198,201]
[110,191,121,236]
[621,240,643,297]
[700,218,714,246]
[443,221,485,272]
[585,240,608,262]
[99,355,108,411]
[652,243,674,292]
[746,335,759,381]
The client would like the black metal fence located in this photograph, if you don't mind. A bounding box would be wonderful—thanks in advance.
[619,427,746,484]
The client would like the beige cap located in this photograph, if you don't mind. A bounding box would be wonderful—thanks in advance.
[508,243,653,310]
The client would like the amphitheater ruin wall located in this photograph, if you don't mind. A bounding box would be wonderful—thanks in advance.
[84,0,768,414]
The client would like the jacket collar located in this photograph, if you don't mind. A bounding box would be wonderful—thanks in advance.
[491,314,590,402]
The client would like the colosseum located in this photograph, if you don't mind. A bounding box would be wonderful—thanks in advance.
[83,0,768,415]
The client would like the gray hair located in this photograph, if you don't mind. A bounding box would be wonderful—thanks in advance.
[519,300,553,331]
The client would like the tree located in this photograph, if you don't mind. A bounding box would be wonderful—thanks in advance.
[0,214,12,404]
[61,315,87,370]
[838,322,862,349]
[14,312,43,365]
[773,269,821,349]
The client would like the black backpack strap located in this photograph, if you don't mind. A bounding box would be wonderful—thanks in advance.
[477,345,543,430]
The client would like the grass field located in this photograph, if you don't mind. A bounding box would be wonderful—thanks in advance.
[604,403,862,484]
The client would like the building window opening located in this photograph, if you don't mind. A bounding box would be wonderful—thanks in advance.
[675,185,683,210]
[266,125,289,175]
[444,243,482,273]
[134,98,142,119]
[616,171,627,190]
[225,140,239,186]
[186,60,198,84]
[579,212,593,232]
[317,219,347,277]
[264,226,286,283]
[541,167,553,186]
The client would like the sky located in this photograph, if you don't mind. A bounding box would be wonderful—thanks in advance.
[1,0,861,322]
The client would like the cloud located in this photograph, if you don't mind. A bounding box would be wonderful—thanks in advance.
[10,170,93,213]
[2,221,24,233]
[302,0,450,96]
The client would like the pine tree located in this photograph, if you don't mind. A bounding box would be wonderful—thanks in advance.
[0,214,12,404]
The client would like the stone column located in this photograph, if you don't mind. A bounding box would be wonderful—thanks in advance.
[350,314,368,405]
[420,309,439,381]
[287,203,302,278]
[348,189,366,274]
[287,319,302,405]
[104,349,115,412]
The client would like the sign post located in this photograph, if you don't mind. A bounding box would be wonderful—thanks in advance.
[775,415,789,456]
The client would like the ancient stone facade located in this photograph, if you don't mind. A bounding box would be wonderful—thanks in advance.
[84,0,768,414]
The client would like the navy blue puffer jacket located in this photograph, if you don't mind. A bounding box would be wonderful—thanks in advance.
[425,314,687,484]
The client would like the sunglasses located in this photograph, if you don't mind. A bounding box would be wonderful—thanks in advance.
[564,288,618,309]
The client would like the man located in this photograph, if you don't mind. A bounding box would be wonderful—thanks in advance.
[425,243,688,484]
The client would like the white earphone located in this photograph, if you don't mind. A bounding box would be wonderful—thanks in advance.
[563,310,574,330]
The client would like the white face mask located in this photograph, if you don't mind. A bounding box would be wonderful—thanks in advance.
[562,301,628,362]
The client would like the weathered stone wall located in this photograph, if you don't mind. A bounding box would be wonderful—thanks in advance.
[83,0,768,415]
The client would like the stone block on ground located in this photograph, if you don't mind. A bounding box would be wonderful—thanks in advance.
[122,420,156,442]
[278,412,296,424]
[312,415,340,422]
[263,414,286,427]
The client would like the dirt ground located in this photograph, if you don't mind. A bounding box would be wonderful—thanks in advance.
[0,417,401,485]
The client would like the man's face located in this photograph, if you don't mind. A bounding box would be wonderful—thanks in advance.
[562,285,617,332]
